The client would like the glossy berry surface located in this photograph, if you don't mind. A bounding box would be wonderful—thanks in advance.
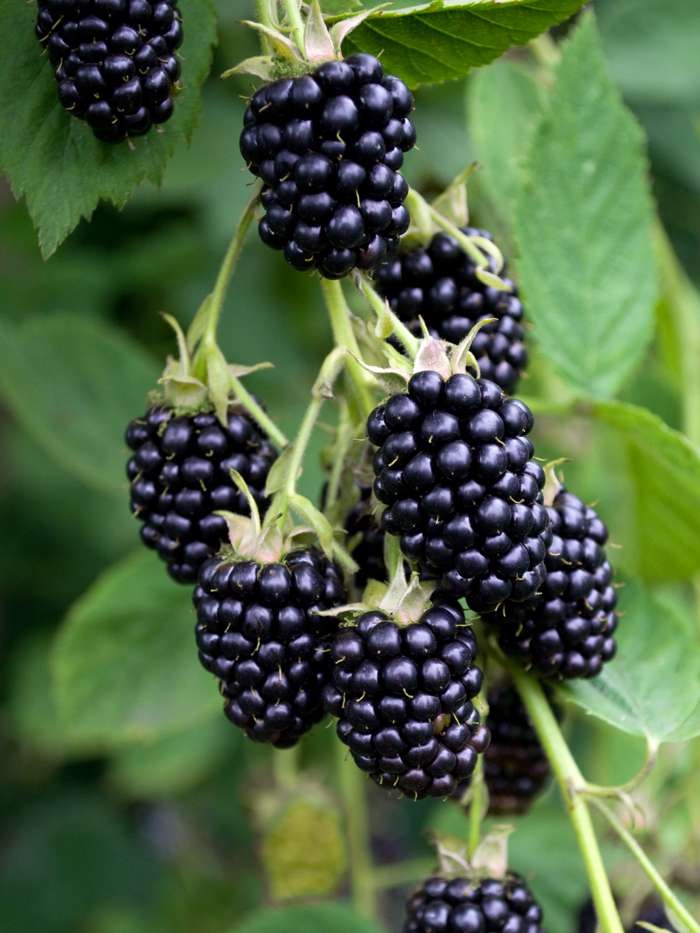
[125,405,276,584]
[404,874,544,932]
[482,681,552,815]
[193,548,345,747]
[486,489,618,679]
[367,371,551,611]
[324,601,490,799]
[36,0,182,142]
[375,227,527,393]
[240,54,415,278]
[344,481,387,592]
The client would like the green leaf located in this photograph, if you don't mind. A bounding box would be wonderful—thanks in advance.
[514,13,656,397]
[52,550,219,747]
[231,903,384,933]
[589,399,700,581]
[561,583,700,743]
[332,0,587,88]
[109,715,232,797]
[0,0,217,257]
[468,59,544,219]
[0,313,157,493]
[597,0,700,106]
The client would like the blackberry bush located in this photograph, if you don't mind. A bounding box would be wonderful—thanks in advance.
[35,0,182,142]
[194,546,345,747]
[486,487,618,679]
[324,591,490,799]
[367,369,551,611]
[239,53,415,278]
[482,680,553,815]
[126,405,277,583]
[404,874,545,932]
[375,228,527,393]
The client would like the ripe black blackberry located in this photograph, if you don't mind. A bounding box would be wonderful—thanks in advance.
[483,681,552,815]
[194,547,345,747]
[486,488,618,679]
[35,0,182,142]
[367,371,551,611]
[375,228,527,393]
[344,481,387,591]
[404,874,544,932]
[239,53,415,278]
[324,600,490,799]
[125,405,277,584]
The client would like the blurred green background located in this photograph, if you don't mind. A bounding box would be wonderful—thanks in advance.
[1,1,699,931]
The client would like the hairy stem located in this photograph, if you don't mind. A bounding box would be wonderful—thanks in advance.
[509,665,624,933]
[282,0,305,54]
[335,742,378,918]
[591,798,700,933]
[468,758,485,857]
[229,372,289,449]
[320,279,377,420]
[358,275,420,358]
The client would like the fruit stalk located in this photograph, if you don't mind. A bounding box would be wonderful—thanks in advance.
[320,279,377,420]
[335,739,378,919]
[590,798,700,933]
[508,664,624,933]
[282,0,305,54]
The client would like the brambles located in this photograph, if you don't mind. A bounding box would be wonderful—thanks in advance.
[35,0,182,142]
[193,547,345,748]
[482,680,553,815]
[367,370,551,611]
[404,874,545,932]
[239,54,415,278]
[323,598,489,799]
[485,488,618,679]
[125,405,277,584]
[375,228,527,393]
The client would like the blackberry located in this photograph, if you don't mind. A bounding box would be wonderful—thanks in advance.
[239,54,415,278]
[367,371,551,611]
[125,405,277,584]
[375,228,527,393]
[193,547,346,747]
[35,0,182,142]
[345,481,387,591]
[404,874,544,932]
[486,488,618,679]
[324,600,490,799]
[483,681,553,815]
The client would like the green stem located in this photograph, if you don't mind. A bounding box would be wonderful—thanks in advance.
[335,741,378,918]
[282,0,305,54]
[255,0,273,50]
[320,279,377,420]
[468,758,485,858]
[509,665,624,933]
[358,275,420,358]
[284,347,347,499]
[201,189,260,350]
[372,858,433,891]
[591,798,700,933]
[273,744,299,790]
[229,372,289,449]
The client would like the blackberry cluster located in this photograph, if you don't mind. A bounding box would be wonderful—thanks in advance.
[344,482,387,591]
[239,53,415,278]
[404,874,544,932]
[483,681,552,815]
[194,548,345,747]
[323,601,490,799]
[36,0,182,142]
[486,489,618,679]
[367,371,551,611]
[578,896,676,933]
[375,228,527,393]
[126,406,277,584]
